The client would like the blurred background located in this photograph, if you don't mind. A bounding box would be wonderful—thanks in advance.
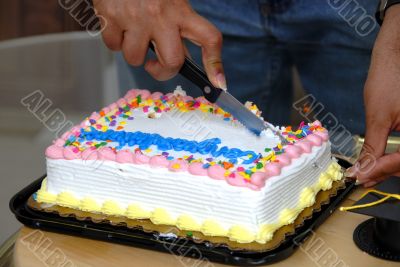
[0,0,121,244]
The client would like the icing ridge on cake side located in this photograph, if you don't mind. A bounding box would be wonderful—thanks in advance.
[38,88,342,244]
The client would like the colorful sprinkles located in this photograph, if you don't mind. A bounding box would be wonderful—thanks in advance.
[61,90,325,185]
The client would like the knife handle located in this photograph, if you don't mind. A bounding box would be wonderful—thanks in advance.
[149,43,222,103]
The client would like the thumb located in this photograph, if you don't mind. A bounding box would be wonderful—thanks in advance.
[348,119,390,182]
[358,151,400,184]
[181,14,226,90]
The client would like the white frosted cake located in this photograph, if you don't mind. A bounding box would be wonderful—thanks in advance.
[37,88,342,245]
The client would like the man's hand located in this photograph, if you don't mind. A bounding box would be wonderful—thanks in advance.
[93,0,226,89]
[347,5,400,187]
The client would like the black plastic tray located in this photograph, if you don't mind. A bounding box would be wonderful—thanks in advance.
[10,159,355,266]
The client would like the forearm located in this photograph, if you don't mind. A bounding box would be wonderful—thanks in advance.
[367,4,400,92]
[375,5,400,52]
[350,4,400,186]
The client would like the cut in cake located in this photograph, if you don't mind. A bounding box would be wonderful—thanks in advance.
[37,87,342,245]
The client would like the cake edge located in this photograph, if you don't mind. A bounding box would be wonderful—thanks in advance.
[36,160,342,244]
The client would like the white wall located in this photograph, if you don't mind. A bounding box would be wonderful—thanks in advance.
[0,32,119,244]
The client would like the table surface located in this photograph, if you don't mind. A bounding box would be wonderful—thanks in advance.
[11,188,399,267]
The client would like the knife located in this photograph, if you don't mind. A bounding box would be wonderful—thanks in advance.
[149,43,286,140]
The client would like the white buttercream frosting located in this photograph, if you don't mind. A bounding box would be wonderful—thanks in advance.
[40,88,339,244]
[45,142,332,236]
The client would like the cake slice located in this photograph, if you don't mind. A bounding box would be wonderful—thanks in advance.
[37,88,342,245]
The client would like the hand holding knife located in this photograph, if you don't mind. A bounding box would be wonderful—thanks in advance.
[149,43,287,143]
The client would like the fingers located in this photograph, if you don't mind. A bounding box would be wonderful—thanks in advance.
[363,176,387,188]
[346,118,390,179]
[100,22,123,51]
[359,151,400,182]
[181,14,226,90]
[122,30,150,67]
[362,118,390,160]
[145,30,185,81]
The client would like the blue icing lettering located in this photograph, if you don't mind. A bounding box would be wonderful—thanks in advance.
[128,139,136,146]
[82,129,258,164]
[157,138,172,151]
[229,158,238,164]
[103,130,112,139]
[149,134,160,146]
[172,138,187,151]
[212,146,229,157]
[138,134,153,150]
[183,141,198,153]
[224,148,242,159]
[129,132,140,143]
[110,131,120,139]
[135,132,146,142]
[197,138,220,154]
[116,131,126,143]
[241,151,258,164]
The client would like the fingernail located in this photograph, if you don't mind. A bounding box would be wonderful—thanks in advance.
[355,179,361,185]
[216,73,227,91]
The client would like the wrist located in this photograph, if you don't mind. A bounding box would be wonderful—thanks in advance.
[377,0,400,24]
[385,3,400,22]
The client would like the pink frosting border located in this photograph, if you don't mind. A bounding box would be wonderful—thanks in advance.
[45,89,330,191]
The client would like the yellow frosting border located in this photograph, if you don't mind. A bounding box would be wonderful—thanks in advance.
[36,161,343,244]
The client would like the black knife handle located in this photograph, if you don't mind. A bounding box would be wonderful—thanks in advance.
[149,43,222,103]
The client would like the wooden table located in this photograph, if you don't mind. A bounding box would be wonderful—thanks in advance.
[12,188,399,267]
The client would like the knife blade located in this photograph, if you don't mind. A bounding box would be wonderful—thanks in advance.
[215,90,288,143]
[149,43,287,140]
[214,89,267,135]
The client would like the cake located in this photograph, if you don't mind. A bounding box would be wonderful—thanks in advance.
[36,87,343,245]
